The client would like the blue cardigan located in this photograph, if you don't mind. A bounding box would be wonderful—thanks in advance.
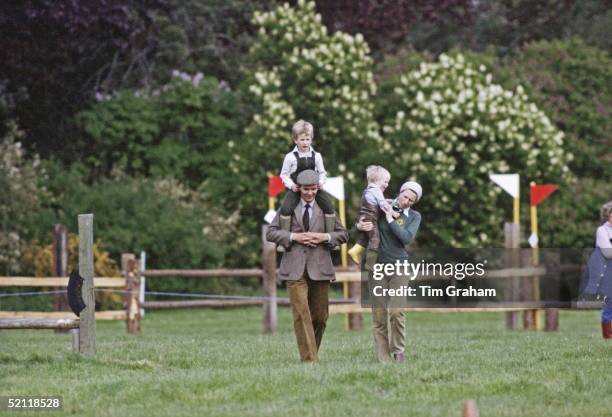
[580,247,612,299]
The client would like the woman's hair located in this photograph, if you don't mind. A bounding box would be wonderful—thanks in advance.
[366,165,390,183]
[600,201,612,223]
[291,119,314,140]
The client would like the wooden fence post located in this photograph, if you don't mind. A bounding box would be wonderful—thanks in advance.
[544,251,560,331]
[348,280,362,330]
[521,249,537,330]
[504,222,520,330]
[53,224,69,333]
[262,225,277,334]
[122,254,140,335]
[139,251,146,317]
[78,214,95,356]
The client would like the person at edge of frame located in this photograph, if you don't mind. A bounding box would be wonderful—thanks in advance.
[580,200,612,339]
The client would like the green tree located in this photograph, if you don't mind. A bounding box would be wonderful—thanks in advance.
[77,72,245,190]
[494,38,611,179]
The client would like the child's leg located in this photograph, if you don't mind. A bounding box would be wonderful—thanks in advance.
[315,191,335,214]
[279,190,301,216]
[316,191,338,243]
[277,190,300,243]
[367,223,380,251]
[348,210,376,264]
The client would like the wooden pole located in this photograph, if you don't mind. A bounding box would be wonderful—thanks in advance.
[70,328,79,352]
[0,318,79,329]
[347,280,362,330]
[127,257,141,335]
[143,299,263,309]
[139,251,146,317]
[338,198,361,330]
[504,222,520,330]
[262,225,277,334]
[521,249,536,330]
[544,251,560,331]
[122,254,140,335]
[339,199,348,268]
[78,214,95,356]
[513,197,520,225]
[142,269,263,277]
[524,199,539,330]
[52,224,69,334]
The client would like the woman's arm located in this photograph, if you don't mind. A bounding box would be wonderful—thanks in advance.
[596,226,612,259]
[385,209,421,245]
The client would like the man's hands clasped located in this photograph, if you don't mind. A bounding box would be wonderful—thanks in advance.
[292,232,329,247]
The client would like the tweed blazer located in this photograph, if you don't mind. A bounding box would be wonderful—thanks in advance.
[266,200,348,281]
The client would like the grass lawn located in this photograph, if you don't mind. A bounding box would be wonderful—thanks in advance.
[0,307,610,417]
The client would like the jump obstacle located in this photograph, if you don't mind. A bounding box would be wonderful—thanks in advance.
[0,221,592,339]
[0,214,96,356]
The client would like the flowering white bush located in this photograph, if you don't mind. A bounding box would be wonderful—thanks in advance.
[0,121,47,272]
[243,0,380,187]
[385,53,572,246]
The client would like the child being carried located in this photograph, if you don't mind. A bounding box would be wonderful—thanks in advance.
[348,165,395,264]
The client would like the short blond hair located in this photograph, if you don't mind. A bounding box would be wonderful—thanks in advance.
[366,165,390,183]
[600,201,612,223]
[291,119,314,141]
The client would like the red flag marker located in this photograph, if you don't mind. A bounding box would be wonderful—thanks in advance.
[268,176,285,198]
[530,184,558,206]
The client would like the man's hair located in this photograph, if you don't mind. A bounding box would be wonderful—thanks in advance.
[366,165,390,183]
[601,201,612,224]
[292,119,314,141]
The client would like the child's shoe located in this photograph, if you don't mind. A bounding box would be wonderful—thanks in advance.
[277,215,292,252]
[280,215,292,231]
[348,243,365,264]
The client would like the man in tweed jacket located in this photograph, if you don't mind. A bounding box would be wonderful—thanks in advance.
[266,169,348,362]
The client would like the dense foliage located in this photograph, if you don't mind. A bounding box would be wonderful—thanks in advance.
[0,121,48,274]
[384,53,571,246]
[0,1,609,281]
[77,71,245,190]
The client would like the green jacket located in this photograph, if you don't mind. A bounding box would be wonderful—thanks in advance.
[377,209,421,264]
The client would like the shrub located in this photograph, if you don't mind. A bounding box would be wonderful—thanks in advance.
[384,53,571,247]
[77,72,245,190]
[0,121,48,274]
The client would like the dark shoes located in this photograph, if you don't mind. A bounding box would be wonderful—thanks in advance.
[602,321,612,339]
[393,353,405,363]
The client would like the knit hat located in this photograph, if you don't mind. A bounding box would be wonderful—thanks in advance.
[400,181,423,201]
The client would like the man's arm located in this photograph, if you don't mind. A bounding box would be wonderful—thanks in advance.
[266,212,291,248]
[328,215,349,246]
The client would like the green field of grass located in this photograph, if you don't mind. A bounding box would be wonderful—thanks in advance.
[0,307,610,417]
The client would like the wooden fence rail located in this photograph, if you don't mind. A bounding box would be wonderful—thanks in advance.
[0,220,591,338]
[0,214,96,356]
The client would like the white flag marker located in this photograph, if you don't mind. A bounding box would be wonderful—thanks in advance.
[324,176,345,200]
[528,233,538,248]
[489,173,520,198]
[264,209,276,224]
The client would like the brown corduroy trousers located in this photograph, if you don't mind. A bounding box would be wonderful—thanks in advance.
[287,273,330,362]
